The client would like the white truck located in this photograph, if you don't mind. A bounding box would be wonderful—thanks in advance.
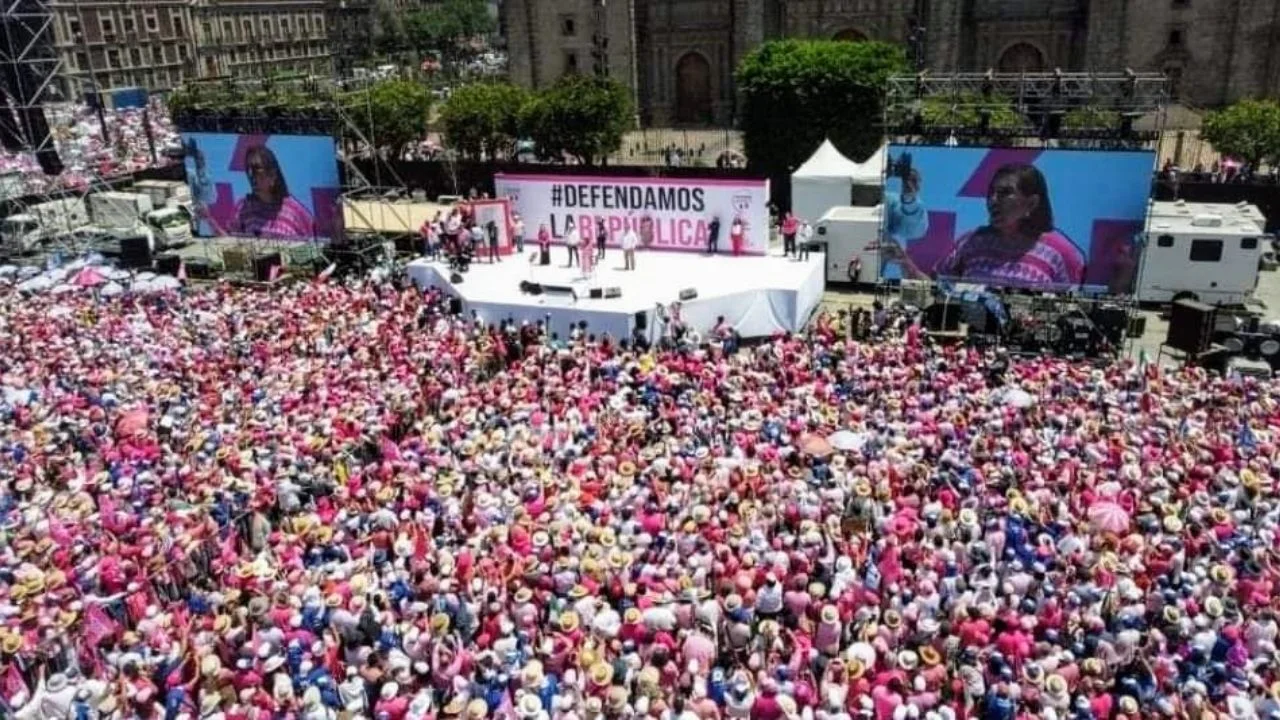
[0,198,90,254]
[1136,200,1271,305]
[134,180,192,212]
[816,205,883,284]
[88,191,191,250]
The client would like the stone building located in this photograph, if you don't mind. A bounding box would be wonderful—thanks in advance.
[502,0,1280,127]
[49,0,333,98]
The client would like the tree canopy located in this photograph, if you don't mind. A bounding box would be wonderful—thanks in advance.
[345,79,433,158]
[736,40,908,175]
[919,95,1024,131]
[372,0,494,63]
[1201,99,1280,168]
[439,82,530,160]
[519,75,634,165]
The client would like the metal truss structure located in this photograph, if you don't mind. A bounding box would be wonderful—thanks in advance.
[0,0,153,260]
[884,71,1169,145]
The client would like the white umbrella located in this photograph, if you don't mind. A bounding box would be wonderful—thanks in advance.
[1002,388,1036,408]
[100,281,124,297]
[17,275,53,292]
[50,283,76,294]
[827,430,868,452]
[0,265,18,277]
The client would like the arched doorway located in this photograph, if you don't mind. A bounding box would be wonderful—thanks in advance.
[674,52,712,125]
[833,28,867,42]
[997,42,1047,73]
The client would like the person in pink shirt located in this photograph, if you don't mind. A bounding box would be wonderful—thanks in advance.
[781,213,799,257]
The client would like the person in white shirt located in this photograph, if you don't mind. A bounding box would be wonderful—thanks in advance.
[621,227,638,270]
[797,221,814,261]
[512,215,526,253]
[567,225,582,267]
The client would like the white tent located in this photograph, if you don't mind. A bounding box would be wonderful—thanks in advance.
[852,143,887,185]
[791,139,860,223]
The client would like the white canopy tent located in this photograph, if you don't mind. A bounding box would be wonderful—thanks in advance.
[791,139,860,223]
[853,144,887,185]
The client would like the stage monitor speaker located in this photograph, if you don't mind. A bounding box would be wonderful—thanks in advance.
[154,253,182,276]
[252,252,282,282]
[589,287,604,299]
[450,272,464,284]
[118,234,151,268]
[678,288,698,301]
[519,280,542,295]
[1166,299,1216,355]
[634,311,647,331]
[604,287,622,299]
[924,302,962,332]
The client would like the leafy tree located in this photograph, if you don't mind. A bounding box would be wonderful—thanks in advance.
[1202,99,1280,168]
[404,0,496,64]
[736,40,908,175]
[1063,105,1120,130]
[520,75,633,165]
[345,79,433,157]
[439,82,530,160]
[919,94,1024,130]
[371,0,407,57]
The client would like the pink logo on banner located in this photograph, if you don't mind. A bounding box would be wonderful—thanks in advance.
[958,148,1044,198]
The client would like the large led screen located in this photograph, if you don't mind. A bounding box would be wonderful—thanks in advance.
[880,146,1155,292]
[181,132,342,241]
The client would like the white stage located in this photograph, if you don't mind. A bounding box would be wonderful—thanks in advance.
[406,250,825,341]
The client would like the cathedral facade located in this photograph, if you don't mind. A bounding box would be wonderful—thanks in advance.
[501,0,1280,126]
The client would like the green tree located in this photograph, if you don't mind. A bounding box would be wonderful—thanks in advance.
[736,40,908,176]
[1063,105,1120,130]
[919,95,1024,130]
[345,79,433,157]
[440,82,530,160]
[520,75,633,165]
[404,0,496,63]
[1202,99,1280,167]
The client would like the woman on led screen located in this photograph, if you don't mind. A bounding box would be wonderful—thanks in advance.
[233,145,316,239]
[934,163,1085,287]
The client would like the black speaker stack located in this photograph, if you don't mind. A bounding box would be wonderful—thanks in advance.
[118,235,152,269]
[185,257,215,280]
[154,253,182,276]
[252,252,282,283]
[1165,299,1216,356]
[678,288,698,301]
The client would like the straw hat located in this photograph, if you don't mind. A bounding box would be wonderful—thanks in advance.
[589,661,614,688]
[846,658,866,680]
[919,646,941,666]
[466,698,489,720]
[559,611,580,633]
[443,697,467,716]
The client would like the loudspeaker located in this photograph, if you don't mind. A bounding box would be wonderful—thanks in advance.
[450,272,464,283]
[1166,299,1216,355]
[679,288,698,301]
[1089,304,1128,347]
[519,280,542,295]
[604,287,622,299]
[634,311,647,331]
[252,252,282,282]
[154,253,182,276]
[924,302,962,332]
[1127,314,1146,338]
[185,257,215,279]
[589,287,604,299]
[118,234,151,268]
[448,297,463,315]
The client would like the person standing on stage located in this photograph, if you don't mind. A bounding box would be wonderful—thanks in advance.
[797,221,813,261]
[730,216,745,256]
[580,224,596,278]
[595,217,607,259]
[537,223,552,265]
[567,223,581,267]
[707,216,721,255]
[486,219,501,262]
[781,212,799,256]
[444,209,462,252]
[512,214,525,254]
[621,225,638,271]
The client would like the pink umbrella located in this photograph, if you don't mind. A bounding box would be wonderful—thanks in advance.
[800,433,834,457]
[1087,500,1131,534]
[73,266,107,288]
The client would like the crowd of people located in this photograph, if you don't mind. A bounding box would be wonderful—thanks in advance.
[1,101,178,197]
[0,271,1279,720]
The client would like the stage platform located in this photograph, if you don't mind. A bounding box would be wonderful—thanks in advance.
[406,250,825,341]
